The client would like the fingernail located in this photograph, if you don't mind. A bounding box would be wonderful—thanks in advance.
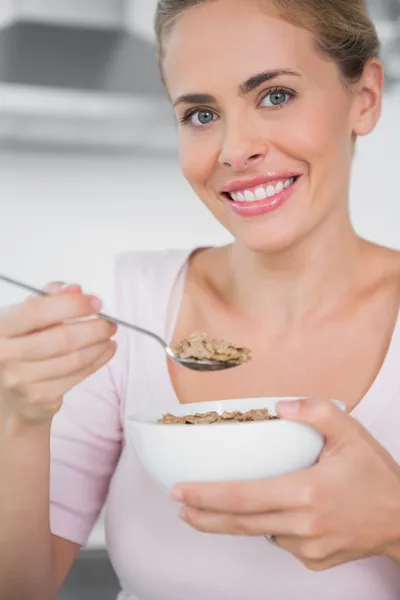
[91,296,102,311]
[60,283,81,293]
[171,487,184,502]
[277,400,300,417]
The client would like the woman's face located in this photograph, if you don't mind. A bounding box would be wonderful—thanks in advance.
[163,0,382,253]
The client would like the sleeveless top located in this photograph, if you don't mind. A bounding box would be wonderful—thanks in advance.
[50,249,400,600]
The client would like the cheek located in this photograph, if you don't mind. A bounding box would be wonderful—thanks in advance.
[179,131,220,192]
[271,104,353,168]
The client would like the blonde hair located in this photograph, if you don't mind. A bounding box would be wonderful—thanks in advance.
[155,0,380,83]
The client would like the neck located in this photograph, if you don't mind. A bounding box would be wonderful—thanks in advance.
[225,211,365,326]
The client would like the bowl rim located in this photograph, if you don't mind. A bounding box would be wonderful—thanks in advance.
[127,397,345,427]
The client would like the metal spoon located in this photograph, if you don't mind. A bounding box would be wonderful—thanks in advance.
[0,274,241,372]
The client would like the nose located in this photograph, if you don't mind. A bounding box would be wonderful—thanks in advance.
[218,121,270,171]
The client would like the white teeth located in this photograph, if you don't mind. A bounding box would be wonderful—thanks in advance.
[266,185,275,198]
[254,186,267,200]
[244,190,255,202]
[227,177,297,203]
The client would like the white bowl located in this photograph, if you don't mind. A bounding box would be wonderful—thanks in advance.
[127,397,341,492]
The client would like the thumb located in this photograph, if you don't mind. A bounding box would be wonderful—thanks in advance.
[277,398,356,446]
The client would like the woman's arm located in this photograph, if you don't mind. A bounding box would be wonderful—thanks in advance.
[0,285,120,599]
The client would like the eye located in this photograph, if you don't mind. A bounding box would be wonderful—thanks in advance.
[180,108,217,127]
[260,88,295,108]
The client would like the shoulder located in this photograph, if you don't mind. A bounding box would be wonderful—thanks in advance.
[112,248,193,317]
[363,242,400,279]
[376,246,400,289]
[114,248,193,291]
[364,243,400,310]
[115,248,191,276]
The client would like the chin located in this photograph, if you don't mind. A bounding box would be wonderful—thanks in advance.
[204,180,314,255]
[221,211,310,255]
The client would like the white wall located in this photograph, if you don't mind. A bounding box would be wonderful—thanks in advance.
[0,148,231,310]
[0,1,15,28]
[19,0,124,28]
[0,85,399,311]
[350,84,400,248]
[125,0,157,40]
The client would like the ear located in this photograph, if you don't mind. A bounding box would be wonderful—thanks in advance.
[352,58,384,137]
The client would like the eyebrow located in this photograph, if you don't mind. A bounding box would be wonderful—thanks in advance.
[240,69,301,94]
[173,69,301,107]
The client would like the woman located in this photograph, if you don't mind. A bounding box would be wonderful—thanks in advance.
[1,0,400,599]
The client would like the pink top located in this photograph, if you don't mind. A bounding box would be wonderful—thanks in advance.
[50,249,400,600]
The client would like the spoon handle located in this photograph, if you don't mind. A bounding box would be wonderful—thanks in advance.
[0,274,47,297]
[0,274,168,350]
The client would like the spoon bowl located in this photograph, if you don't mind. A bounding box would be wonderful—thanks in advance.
[165,347,240,371]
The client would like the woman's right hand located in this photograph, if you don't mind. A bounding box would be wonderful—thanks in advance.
[0,283,117,425]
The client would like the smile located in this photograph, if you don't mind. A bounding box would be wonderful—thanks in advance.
[223,177,298,203]
[220,174,302,217]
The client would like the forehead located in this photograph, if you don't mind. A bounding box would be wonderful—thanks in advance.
[162,0,325,97]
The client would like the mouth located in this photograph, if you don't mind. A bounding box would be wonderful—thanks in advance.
[221,176,300,203]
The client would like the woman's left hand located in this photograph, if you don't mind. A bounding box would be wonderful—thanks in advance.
[171,399,400,571]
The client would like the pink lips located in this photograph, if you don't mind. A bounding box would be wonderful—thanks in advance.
[221,173,299,195]
[225,176,301,217]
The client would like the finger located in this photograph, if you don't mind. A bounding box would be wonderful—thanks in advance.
[172,471,314,514]
[4,318,117,362]
[23,342,117,405]
[180,507,307,537]
[43,282,82,295]
[2,341,114,387]
[277,398,358,448]
[0,293,102,338]
[273,535,340,569]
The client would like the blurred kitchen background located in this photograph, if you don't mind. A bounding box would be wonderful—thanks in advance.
[0,1,399,598]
